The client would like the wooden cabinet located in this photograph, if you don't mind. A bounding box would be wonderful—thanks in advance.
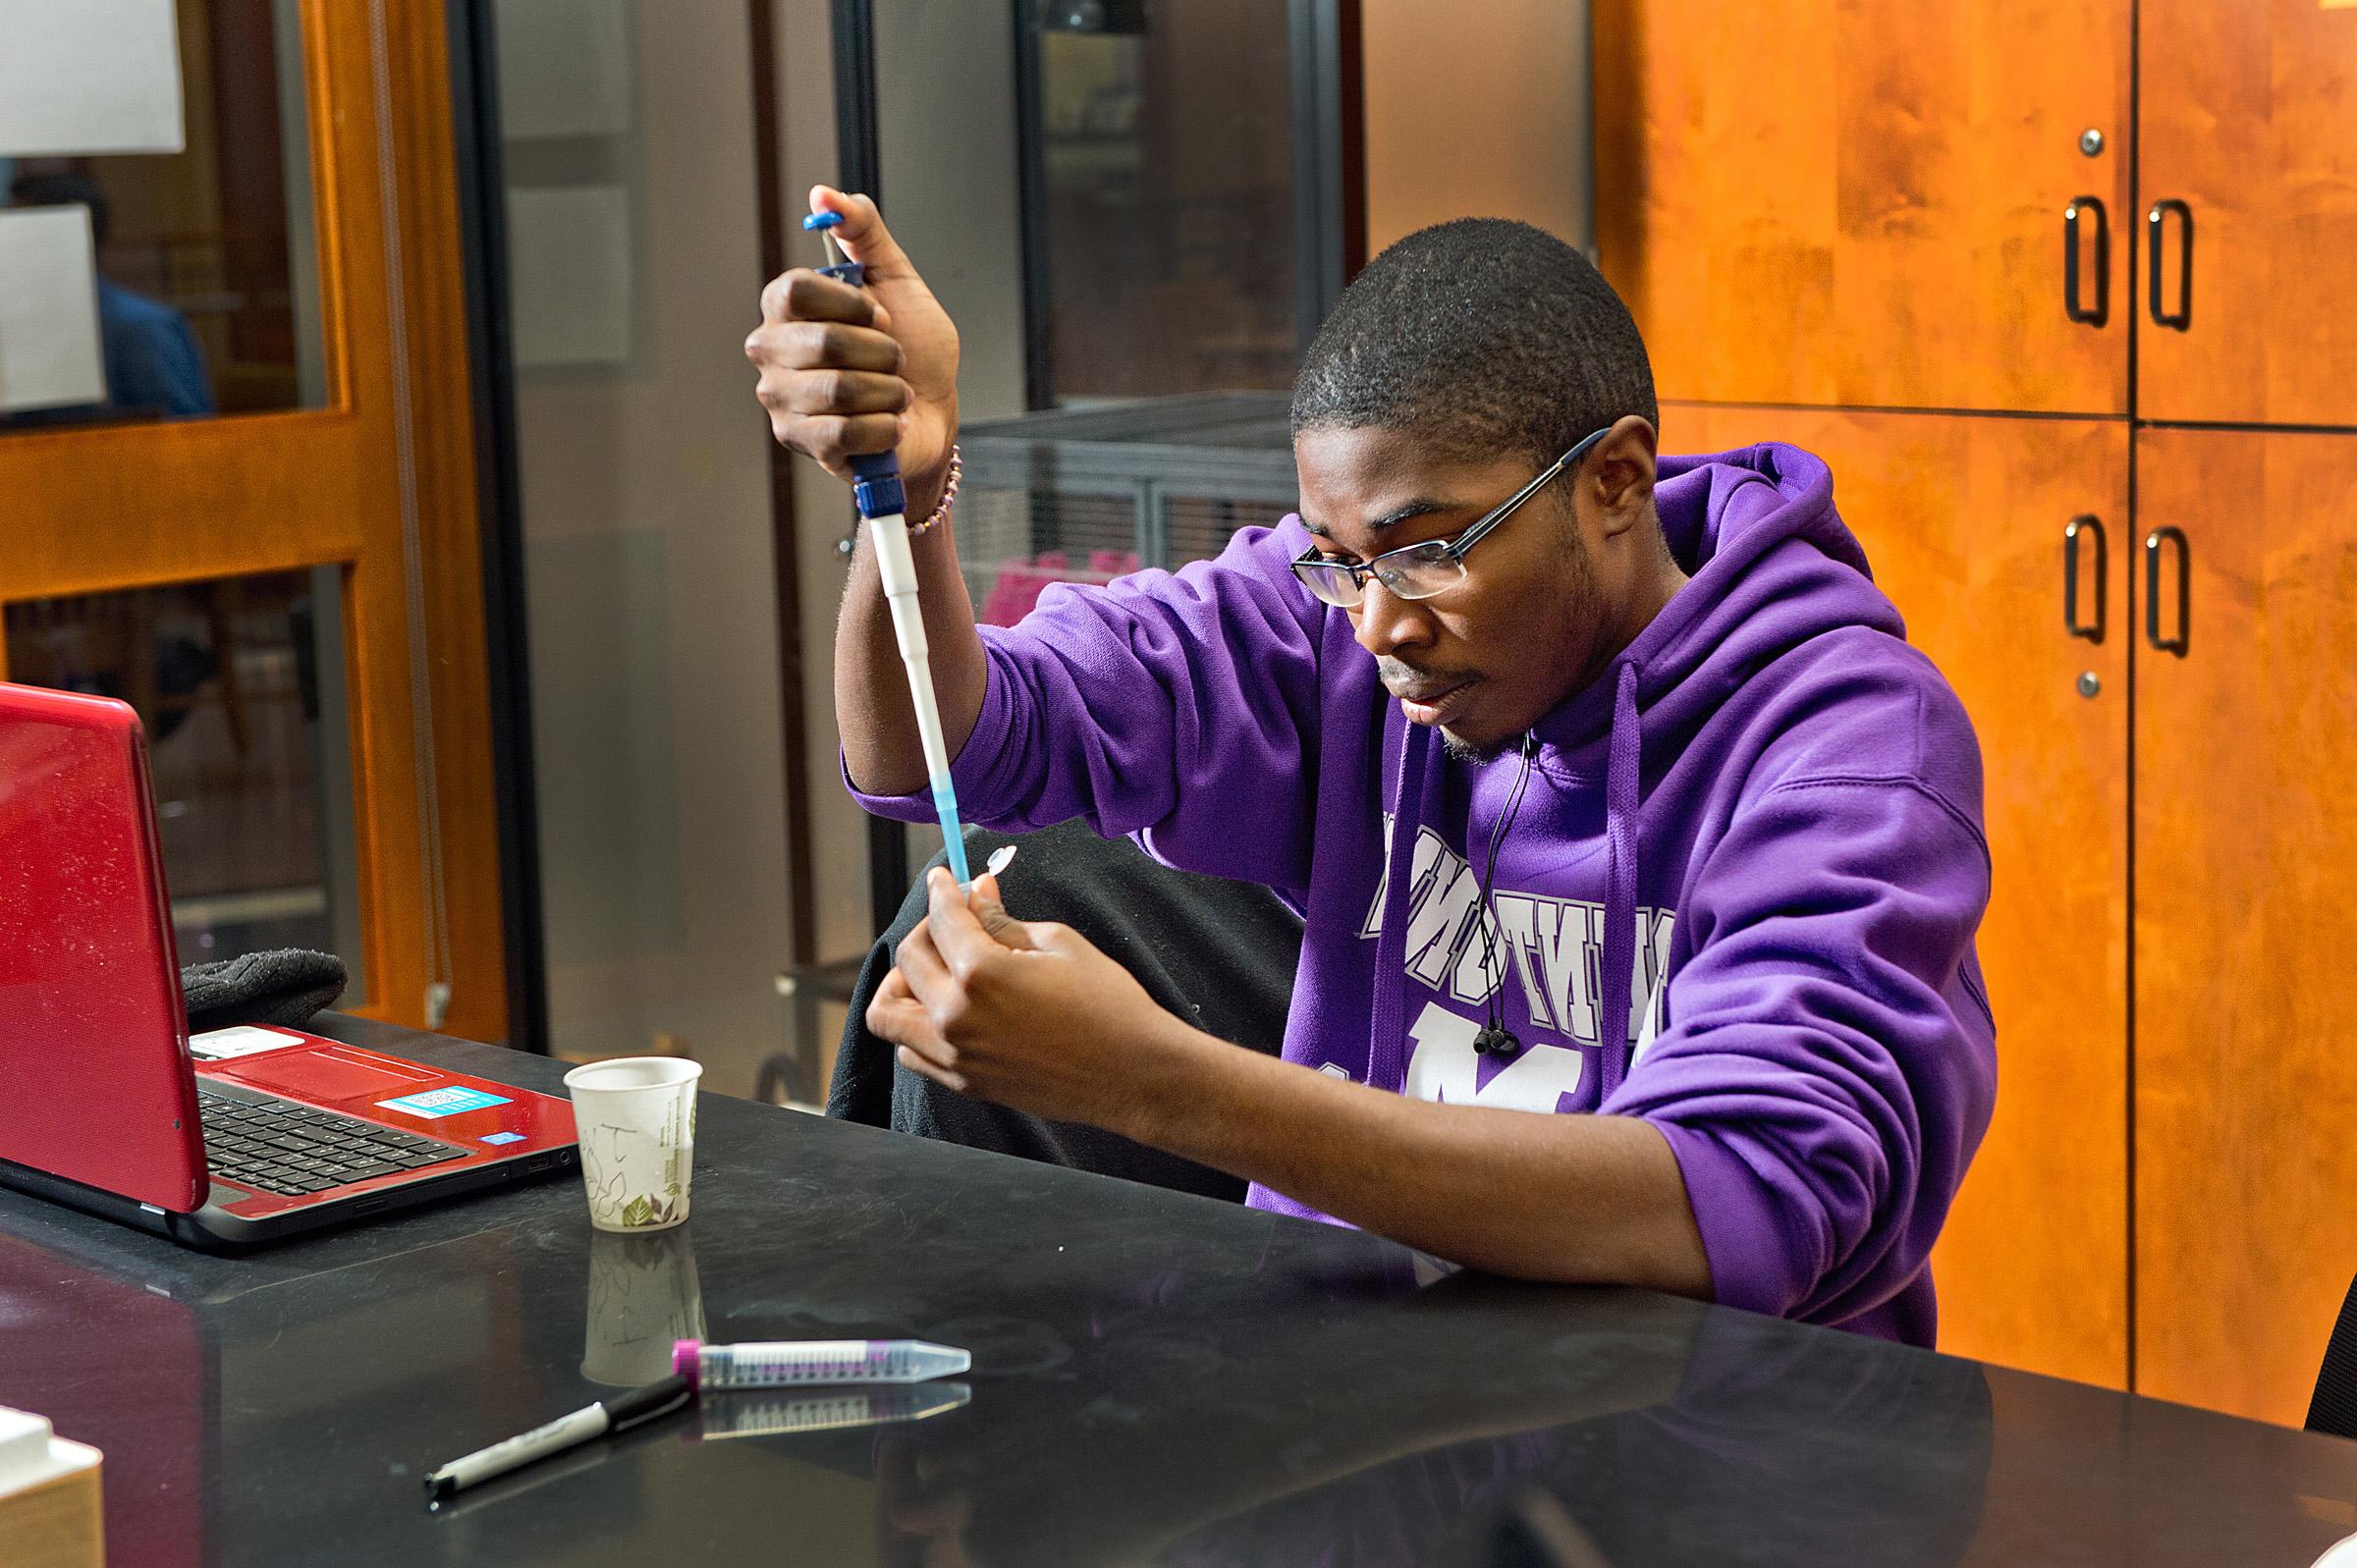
[1668,403,2132,1387]
[2133,428,2357,1425]
[1598,0,2357,428]
[1608,0,2357,1423]
[1593,0,2131,414]
[2138,3,2357,424]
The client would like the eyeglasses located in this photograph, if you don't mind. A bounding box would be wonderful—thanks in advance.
[1290,426,1612,611]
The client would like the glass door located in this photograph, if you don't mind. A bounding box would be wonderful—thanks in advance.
[0,0,509,1038]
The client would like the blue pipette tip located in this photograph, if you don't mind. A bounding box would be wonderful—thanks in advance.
[932,782,973,887]
[802,210,844,232]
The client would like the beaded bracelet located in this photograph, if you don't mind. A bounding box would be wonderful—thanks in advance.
[906,445,961,536]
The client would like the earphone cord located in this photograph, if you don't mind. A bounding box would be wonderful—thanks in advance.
[1474,732,1539,1040]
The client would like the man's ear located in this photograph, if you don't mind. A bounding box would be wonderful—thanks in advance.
[1590,415,1659,540]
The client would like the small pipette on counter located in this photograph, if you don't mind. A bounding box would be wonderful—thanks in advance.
[674,1337,972,1390]
[805,206,973,887]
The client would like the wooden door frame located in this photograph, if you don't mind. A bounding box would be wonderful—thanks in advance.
[0,0,508,1041]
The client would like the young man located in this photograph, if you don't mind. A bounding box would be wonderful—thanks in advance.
[747,192,1997,1345]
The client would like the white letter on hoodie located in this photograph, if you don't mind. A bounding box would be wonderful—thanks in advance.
[1401,1001,1585,1112]
[1402,850,1483,989]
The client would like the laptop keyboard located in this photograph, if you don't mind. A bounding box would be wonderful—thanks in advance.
[196,1087,467,1199]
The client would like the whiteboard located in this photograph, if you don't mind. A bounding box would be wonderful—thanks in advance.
[0,205,106,412]
[495,0,631,140]
[0,0,185,157]
[506,186,632,367]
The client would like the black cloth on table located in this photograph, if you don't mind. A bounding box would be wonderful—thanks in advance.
[181,948,348,1035]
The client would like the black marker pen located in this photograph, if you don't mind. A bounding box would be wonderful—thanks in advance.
[424,1374,693,1501]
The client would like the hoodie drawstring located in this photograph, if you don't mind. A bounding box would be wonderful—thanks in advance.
[1371,666,1640,1099]
[1368,720,1431,1092]
[1596,660,1644,1099]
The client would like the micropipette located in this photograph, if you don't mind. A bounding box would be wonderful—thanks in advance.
[673,1336,972,1390]
[805,206,973,887]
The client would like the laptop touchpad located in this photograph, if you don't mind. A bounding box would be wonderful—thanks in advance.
[223,1049,438,1102]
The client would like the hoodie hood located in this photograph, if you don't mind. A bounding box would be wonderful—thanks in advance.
[1370,443,1908,1105]
[1531,442,1899,759]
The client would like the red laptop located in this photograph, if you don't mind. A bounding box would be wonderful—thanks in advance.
[0,682,576,1247]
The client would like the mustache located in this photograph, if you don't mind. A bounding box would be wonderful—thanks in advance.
[1376,659,1476,698]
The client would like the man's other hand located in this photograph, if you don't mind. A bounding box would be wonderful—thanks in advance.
[869,869,1199,1130]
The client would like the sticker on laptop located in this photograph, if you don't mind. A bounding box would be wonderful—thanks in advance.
[375,1086,514,1119]
[190,1026,306,1061]
[479,1131,526,1146]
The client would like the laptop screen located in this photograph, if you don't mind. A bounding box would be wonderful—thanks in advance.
[0,682,208,1212]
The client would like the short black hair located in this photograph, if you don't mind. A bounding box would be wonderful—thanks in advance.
[1290,218,1657,466]
[9,170,110,245]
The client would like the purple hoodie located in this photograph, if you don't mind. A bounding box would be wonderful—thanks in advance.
[851,443,1997,1345]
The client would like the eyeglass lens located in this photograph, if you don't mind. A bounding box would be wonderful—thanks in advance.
[1299,544,1464,608]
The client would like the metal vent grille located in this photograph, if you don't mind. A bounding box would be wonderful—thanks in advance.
[1164,496,1293,570]
[958,486,1144,627]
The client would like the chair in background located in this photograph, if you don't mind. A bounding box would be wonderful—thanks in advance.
[2306,1274,2357,1438]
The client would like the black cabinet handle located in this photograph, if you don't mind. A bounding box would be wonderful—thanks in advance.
[2064,514,2107,642]
[2145,526,2190,656]
[2147,198,2193,330]
[2064,196,2110,326]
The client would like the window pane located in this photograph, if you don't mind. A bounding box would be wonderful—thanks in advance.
[491,0,797,1091]
[0,0,326,432]
[3,568,365,999]
[961,394,1299,613]
[1032,1,1300,400]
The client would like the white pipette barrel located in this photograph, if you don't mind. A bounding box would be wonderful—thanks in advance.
[865,504,973,886]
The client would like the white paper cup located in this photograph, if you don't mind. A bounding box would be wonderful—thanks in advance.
[563,1056,702,1233]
